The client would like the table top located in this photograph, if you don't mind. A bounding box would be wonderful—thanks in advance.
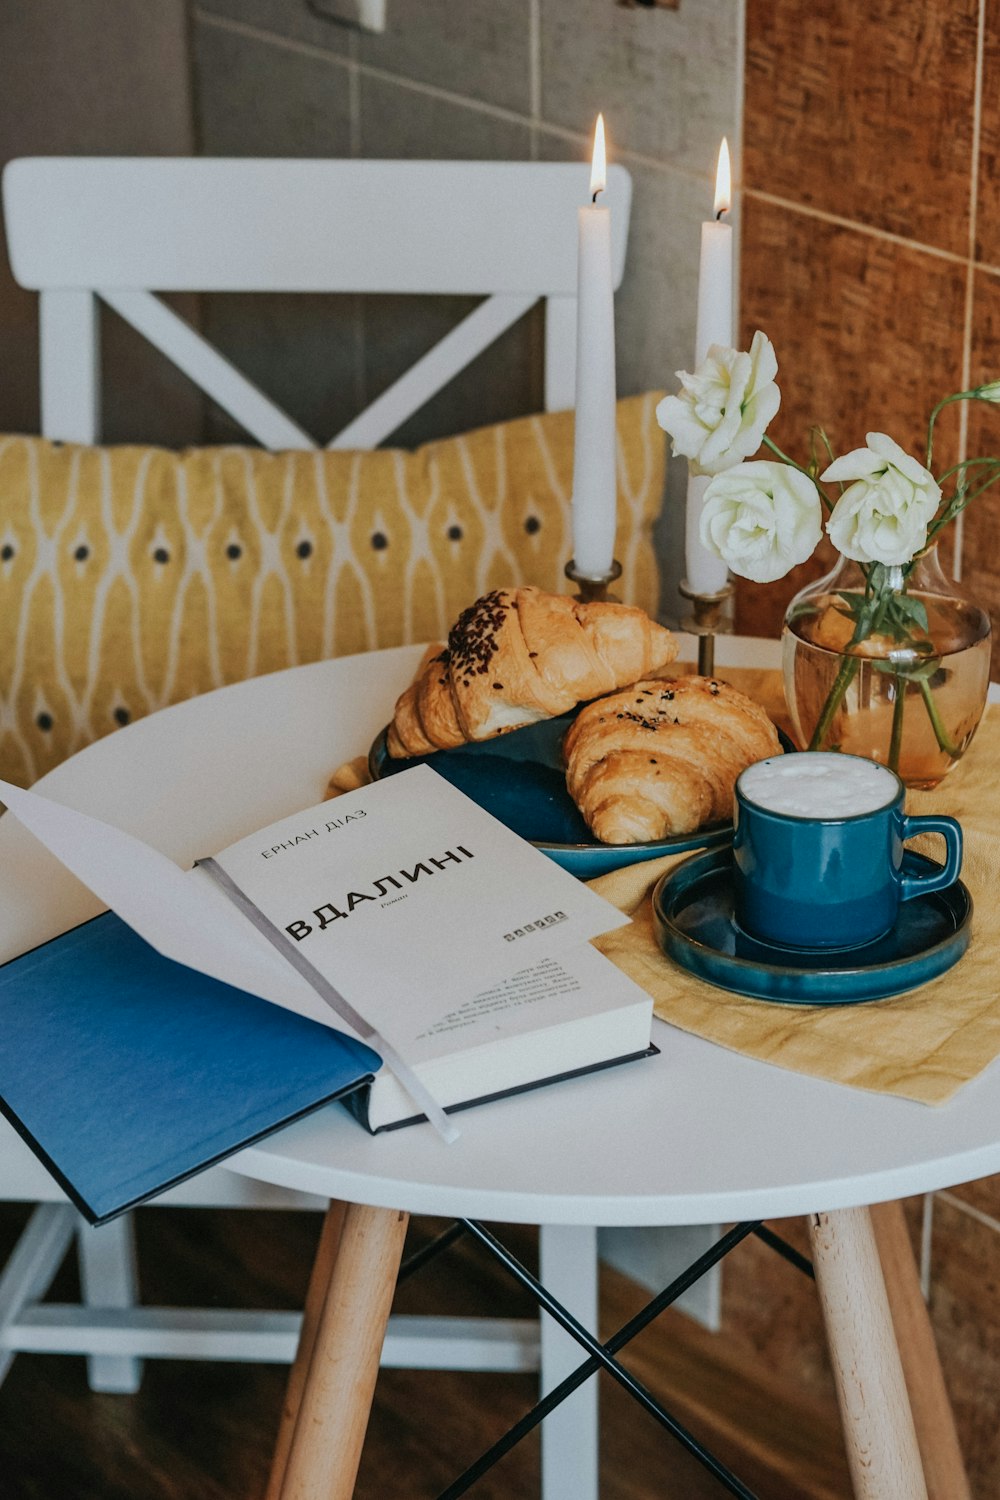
[3,635,1000,1228]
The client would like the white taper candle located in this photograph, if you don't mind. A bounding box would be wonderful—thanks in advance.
[571,115,618,580]
[685,139,734,595]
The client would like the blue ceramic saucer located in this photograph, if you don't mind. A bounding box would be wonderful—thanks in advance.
[369,714,735,879]
[651,845,972,1005]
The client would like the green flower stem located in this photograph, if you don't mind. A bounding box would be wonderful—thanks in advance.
[808,651,860,750]
[926,387,1000,470]
[936,455,1000,487]
[961,469,1000,506]
[888,676,906,773]
[924,467,1000,550]
[761,434,832,508]
[927,391,978,469]
[919,678,961,757]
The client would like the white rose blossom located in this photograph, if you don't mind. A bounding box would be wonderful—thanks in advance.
[822,433,941,567]
[699,461,823,584]
[656,330,781,477]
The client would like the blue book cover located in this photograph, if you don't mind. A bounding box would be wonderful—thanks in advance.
[0,912,381,1224]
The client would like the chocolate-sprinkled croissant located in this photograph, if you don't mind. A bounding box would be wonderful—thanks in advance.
[386,586,678,758]
[563,675,781,843]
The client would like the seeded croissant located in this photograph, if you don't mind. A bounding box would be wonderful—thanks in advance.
[563,676,781,843]
[386,586,678,757]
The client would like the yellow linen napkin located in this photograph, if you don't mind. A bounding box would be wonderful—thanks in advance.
[589,825,997,1107]
[327,677,1000,1106]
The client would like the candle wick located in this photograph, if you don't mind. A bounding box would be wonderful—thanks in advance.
[592,189,601,204]
[715,207,727,222]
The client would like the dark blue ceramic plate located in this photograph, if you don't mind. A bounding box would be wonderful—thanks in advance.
[368,712,736,879]
[651,845,972,1005]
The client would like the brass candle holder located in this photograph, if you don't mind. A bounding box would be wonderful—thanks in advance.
[564,557,622,604]
[678,577,734,677]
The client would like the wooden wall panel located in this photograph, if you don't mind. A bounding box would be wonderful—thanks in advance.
[744,0,978,255]
[736,196,965,638]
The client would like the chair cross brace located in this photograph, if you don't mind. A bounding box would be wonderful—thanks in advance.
[436,1218,763,1500]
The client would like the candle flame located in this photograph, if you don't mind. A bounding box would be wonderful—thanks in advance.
[590,114,607,199]
[714,137,731,217]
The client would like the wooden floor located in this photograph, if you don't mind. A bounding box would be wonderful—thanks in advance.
[0,1203,851,1500]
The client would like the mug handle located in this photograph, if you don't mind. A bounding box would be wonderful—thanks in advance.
[899,814,963,900]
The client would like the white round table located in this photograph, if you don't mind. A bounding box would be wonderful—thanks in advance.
[0,636,983,1500]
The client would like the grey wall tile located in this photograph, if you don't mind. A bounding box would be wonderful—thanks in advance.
[359,72,532,159]
[615,168,702,402]
[101,296,211,448]
[0,259,42,438]
[358,79,537,445]
[616,164,711,623]
[363,295,543,449]
[196,0,352,55]
[0,0,193,157]
[360,0,533,115]
[193,19,362,441]
[539,0,739,176]
[0,0,201,444]
[203,293,364,445]
[194,19,353,156]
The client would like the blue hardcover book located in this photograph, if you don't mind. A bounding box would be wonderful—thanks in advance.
[0,912,380,1225]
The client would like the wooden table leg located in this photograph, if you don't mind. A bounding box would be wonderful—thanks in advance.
[809,1207,928,1500]
[870,1200,971,1500]
[274,1202,409,1500]
[265,1202,348,1500]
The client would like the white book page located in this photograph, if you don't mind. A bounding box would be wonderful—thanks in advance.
[209,765,630,1037]
[399,940,653,1066]
[0,777,349,1032]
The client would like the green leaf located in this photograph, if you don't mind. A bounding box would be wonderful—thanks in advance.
[887,594,930,633]
[834,591,868,620]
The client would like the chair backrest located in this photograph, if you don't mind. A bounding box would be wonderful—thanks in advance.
[2,157,632,450]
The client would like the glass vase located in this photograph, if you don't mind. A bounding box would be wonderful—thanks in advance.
[781,547,992,789]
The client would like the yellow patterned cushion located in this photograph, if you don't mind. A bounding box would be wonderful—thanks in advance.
[0,392,665,784]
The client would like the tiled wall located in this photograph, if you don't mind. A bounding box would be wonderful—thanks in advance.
[0,0,200,446]
[189,0,742,609]
[735,5,1000,1492]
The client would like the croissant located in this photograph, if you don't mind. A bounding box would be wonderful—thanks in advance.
[563,675,781,843]
[386,587,678,757]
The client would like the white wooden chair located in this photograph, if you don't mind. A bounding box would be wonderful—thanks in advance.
[0,156,633,1498]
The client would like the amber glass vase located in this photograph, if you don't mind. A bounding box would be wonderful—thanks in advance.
[781,547,992,789]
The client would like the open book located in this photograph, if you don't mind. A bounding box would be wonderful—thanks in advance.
[0,766,654,1211]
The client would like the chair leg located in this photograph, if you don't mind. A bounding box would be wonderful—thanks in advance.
[77,1215,142,1393]
[274,1201,409,1500]
[869,1199,970,1500]
[265,1202,347,1500]
[538,1224,599,1500]
[809,1207,927,1500]
[0,1204,77,1390]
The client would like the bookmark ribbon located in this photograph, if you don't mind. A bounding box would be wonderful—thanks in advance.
[198,857,461,1144]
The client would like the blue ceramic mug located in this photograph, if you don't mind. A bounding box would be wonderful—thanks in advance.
[733,752,963,950]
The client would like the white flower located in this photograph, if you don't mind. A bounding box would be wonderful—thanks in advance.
[699,461,822,584]
[822,433,941,566]
[975,379,1000,403]
[656,330,781,477]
